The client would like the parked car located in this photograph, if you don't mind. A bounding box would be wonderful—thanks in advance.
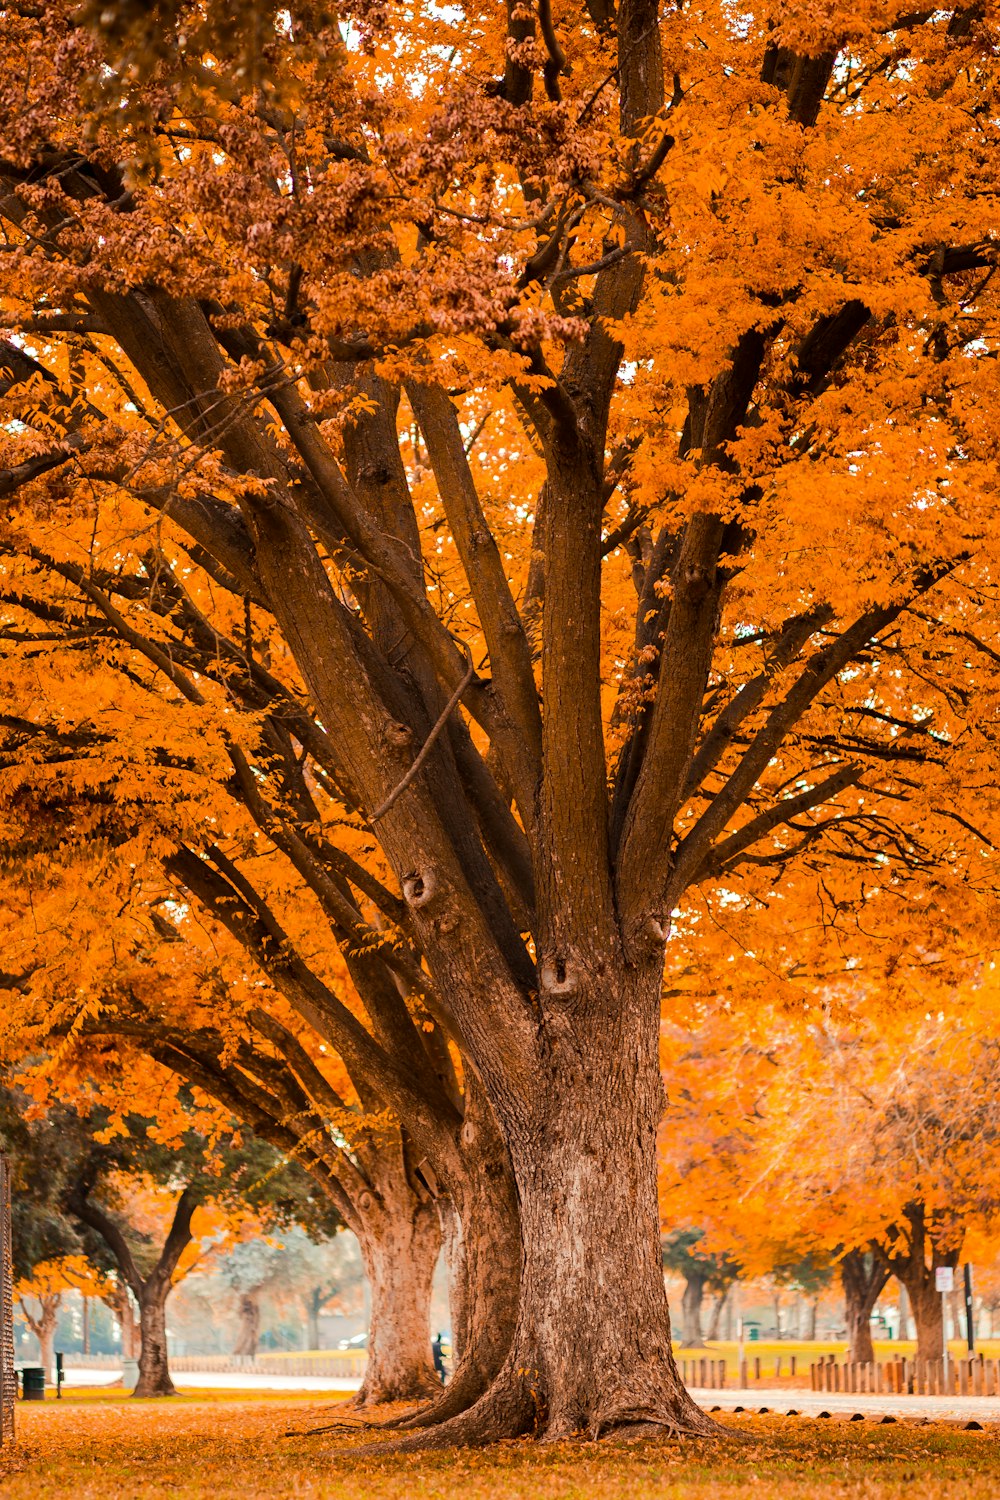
[336,1332,368,1351]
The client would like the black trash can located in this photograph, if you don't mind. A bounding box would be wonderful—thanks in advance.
[22,1366,46,1401]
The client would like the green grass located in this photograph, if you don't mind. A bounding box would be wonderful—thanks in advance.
[1,1391,996,1499]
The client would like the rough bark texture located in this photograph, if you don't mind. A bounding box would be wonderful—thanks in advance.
[353,1193,442,1405]
[135,1286,177,1398]
[394,1082,522,1430]
[389,983,721,1448]
[841,1249,889,1363]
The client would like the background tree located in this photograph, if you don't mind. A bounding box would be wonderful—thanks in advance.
[661,1229,739,1348]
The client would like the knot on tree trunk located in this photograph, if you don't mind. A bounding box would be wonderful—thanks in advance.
[403,869,438,909]
[539,953,580,998]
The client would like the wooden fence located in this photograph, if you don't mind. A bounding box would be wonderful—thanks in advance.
[810,1354,1000,1396]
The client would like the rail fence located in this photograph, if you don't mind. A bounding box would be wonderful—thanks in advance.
[679,1350,1000,1395]
[810,1353,1000,1397]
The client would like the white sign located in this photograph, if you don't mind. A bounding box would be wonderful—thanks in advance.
[935,1266,955,1293]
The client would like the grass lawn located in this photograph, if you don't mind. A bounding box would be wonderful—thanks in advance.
[0,1390,997,1498]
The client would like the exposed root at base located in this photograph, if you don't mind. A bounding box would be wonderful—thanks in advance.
[344,1372,732,1455]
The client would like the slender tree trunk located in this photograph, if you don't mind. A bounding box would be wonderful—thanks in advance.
[20,1294,60,1381]
[134,1281,177,1398]
[682,1275,707,1346]
[233,1291,261,1358]
[705,1286,728,1342]
[841,1250,889,1363]
[807,1296,819,1341]
[772,1292,782,1339]
[305,1290,321,1351]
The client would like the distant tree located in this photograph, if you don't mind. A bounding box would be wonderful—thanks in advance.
[662,1229,739,1347]
[0,1079,340,1394]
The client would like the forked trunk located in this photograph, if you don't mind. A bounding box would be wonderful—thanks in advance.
[841,1249,889,1364]
[410,982,719,1445]
[134,1284,176,1398]
[354,1195,441,1405]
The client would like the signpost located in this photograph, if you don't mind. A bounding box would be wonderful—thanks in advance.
[964,1263,975,1354]
[935,1265,955,1379]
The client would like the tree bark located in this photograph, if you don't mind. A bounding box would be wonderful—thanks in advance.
[354,1196,441,1405]
[409,986,719,1445]
[233,1291,261,1358]
[841,1249,889,1363]
[705,1286,730,1342]
[878,1207,959,1362]
[134,1282,177,1398]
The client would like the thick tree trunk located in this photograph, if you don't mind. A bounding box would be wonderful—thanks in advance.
[681,1275,706,1346]
[233,1291,261,1358]
[397,1082,521,1428]
[881,1207,958,1362]
[905,1273,947,1361]
[841,1249,889,1363]
[354,1196,441,1405]
[38,1322,56,1383]
[406,989,718,1446]
[134,1283,177,1398]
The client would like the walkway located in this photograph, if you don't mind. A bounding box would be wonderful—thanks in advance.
[691,1385,1000,1423]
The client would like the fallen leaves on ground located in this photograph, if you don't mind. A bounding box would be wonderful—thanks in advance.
[0,1393,997,1499]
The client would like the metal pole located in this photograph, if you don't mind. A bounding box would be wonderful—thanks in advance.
[964,1263,975,1354]
[942,1289,949,1379]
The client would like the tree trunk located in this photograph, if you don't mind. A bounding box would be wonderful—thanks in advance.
[354,1196,441,1405]
[19,1293,60,1382]
[807,1296,819,1341]
[394,1081,522,1430]
[897,1281,910,1341]
[772,1291,782,1339]
[305,1290,321,1351]
[413,989,718,1445]
[233,1291,261,1358]
[681,1275,706,1346]
[881,1207,959,1362]
[705,1286,728,1342]
[134,1282,177,1398]
[841,1249,889,1363]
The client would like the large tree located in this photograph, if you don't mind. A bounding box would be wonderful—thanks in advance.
[1,0,999,1444]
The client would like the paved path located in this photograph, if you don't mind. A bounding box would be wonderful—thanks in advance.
[61,1368,1000,1418]
[63,1367,360,1393]
[691,1386,1000,1423]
